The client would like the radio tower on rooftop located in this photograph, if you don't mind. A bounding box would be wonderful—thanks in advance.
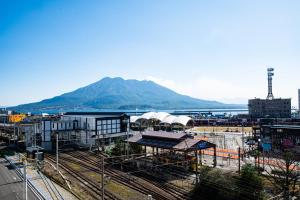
[267,68,274,100]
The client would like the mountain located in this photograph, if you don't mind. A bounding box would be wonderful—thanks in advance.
[11,77,245,113]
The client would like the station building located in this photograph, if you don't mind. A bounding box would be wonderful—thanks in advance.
[24,112,130,151]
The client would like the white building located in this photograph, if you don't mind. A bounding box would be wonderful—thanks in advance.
[25,112,130,151]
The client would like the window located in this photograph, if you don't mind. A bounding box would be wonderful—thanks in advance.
[97,118,123,135]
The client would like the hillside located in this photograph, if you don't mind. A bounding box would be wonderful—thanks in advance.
[11,77,244,113]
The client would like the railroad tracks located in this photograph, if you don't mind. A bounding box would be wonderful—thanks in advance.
[45,155,118,200]
[46,151,191,200]
[68,151,190,199]
[60,152,172,200]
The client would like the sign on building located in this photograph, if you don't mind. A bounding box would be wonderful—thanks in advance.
[9,114,26,123]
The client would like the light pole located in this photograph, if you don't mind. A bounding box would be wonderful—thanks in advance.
[101,155,104,200]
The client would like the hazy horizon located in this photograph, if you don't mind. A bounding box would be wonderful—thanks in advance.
[1,1,299,107]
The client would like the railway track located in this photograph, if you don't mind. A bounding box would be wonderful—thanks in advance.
[76,151,190,196]
[64,151,190,199]
[59,152,172,200]
[133,171,189,199]
[45,155,119,200]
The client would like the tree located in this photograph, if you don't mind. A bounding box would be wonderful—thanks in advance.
[129,143,143,154]
[191,165,265,200]
[264,150,300,199]
[111,138,124,156]
[110,138,143,156]
[191,167,236,200]
[236,164,263,200]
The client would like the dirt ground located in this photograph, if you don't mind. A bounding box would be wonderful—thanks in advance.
[191,126,252,133]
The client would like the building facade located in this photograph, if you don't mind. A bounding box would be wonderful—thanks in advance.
[248,98,291,119]
[24,112,130,151]
[258,125,300,155]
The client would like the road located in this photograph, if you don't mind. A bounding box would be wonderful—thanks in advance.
[0,158,39,200]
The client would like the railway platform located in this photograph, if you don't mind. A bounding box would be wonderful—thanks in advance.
[6,154,78,200]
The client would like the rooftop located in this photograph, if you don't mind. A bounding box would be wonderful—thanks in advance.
[127,131,215,151]
[65,112,127,116]
[142,131,187,140]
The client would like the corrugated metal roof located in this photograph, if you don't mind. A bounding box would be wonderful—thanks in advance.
[143,131,187,140]
[173,138,199,150]
[127,132,215,151]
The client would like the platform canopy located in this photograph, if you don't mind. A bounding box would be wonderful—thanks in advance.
[127,131,215,152]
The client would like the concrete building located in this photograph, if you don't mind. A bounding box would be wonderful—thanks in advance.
[248,68,291,119]
[62,112,130,147]
[248,98,291,118]
[24,112,130,151]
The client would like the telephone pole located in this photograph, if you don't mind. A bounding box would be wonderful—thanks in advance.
[101,156,104,200]
[24,159,28,200]
[56,132,59,171]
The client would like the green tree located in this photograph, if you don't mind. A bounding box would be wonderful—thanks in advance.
[236,164,263,200]
[191,167,236,200]
[129,143,142,154]
[110,138,143,156]
[111,138,124,156]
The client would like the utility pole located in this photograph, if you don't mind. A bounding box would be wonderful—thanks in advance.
[237,146,241,174]
[195,150,198,185]
[257,138,261,172]
[242,125,244,160]
[13,123,16,145]
[262,151,265,171]
[101,156,104,200]
[56,132,59,171]
[223,134,226,149]
[126,118,130,158]
[24,159,28,200]
[34,123,37,147]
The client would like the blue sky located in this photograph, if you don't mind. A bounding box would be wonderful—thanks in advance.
[1,0,299,107]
